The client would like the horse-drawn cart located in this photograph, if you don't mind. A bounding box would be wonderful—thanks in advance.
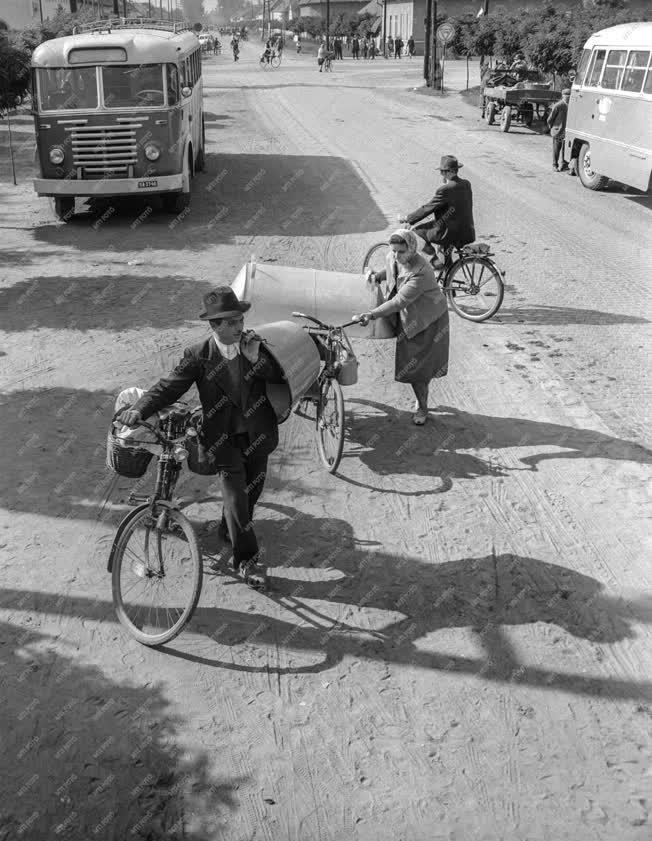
[481,69,560,133]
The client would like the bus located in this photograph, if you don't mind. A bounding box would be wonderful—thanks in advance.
[566,22,652,192]
[31,18,205,221]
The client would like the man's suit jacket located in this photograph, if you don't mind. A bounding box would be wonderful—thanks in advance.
[406,175,475,248]
[132,336,284,471]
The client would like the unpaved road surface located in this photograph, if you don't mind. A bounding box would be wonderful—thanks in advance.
[1,44,651,841]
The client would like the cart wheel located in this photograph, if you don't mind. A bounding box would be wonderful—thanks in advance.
[485,101,496,125]
[500,106,512,132]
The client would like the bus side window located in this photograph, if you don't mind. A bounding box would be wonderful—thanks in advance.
[197,47,202,78]
[621,50,650,93]
[167,64,179,105]
[575,49,592,86]
[586,49,607,87]
[644,64,652,96]
[600,49,627,90]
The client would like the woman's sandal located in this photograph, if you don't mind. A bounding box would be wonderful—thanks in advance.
[413,409,428,426]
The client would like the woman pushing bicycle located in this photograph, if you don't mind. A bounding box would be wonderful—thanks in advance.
[353,228,450,426]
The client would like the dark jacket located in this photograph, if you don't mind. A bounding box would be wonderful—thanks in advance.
[547,99,568,138]
[406,175,475,249]
[132,335,284,471]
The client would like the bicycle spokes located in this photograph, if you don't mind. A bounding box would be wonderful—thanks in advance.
[446,258,504,322]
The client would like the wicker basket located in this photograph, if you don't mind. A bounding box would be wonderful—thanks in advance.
[106,429,153,478]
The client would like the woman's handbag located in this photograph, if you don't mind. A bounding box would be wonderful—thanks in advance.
[367,260,399,339]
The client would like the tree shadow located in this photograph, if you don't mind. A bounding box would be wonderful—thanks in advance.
[346,400,652,477]
[491,304,649,326]
[31,152,387,246]
[0,275,215,332]
[0,608,243,840]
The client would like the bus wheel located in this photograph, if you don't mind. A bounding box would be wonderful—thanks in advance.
[195,120,206,172]
[53,197,74,222]
[500,106,512,132]
[578,143,609,191]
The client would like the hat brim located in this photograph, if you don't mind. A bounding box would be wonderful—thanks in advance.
[199,301,251,320]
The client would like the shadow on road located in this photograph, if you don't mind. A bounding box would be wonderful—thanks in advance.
[0,612,243,840]
[345,399,652,478]
[0,275,214,332]
[492,304,649,326]
[30,152,387,247]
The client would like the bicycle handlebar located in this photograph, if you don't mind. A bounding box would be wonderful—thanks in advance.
[112,411,192,448]
[292,311,359,330]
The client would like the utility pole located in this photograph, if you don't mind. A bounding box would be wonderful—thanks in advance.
[424,0,437,87]
[326,0,330,49]
[382,0,387,58]
[112,0,119,14]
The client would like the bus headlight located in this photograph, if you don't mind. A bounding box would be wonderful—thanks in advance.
[49,146,65,164]
[144,143,160,161]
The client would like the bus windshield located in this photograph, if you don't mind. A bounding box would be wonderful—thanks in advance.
[102,63,165,108]
[37,67,98,110]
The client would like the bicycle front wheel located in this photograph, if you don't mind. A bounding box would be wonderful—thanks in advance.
[316,376,345,473]
[112,504,202,646]
[444,257,504,322]
[271,54,281,68]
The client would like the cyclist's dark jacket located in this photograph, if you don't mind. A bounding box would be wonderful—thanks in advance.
[132,336,284,472]
[406,175,475,249]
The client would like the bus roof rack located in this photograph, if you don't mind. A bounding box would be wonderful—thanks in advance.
[73,18,192,35]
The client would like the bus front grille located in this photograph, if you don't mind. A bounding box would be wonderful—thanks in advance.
[68,124,138,176]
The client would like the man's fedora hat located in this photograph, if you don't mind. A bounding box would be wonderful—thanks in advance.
[199,286,251,320]
[439,155,463,171]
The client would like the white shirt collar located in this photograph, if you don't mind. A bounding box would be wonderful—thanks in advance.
[213,334,240,360]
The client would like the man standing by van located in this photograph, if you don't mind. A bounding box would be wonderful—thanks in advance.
[548,89,571,172]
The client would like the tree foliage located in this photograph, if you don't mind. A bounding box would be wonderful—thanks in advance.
[0,31,30,111]
[447,1,641,72]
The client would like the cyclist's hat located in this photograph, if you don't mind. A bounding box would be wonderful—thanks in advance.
[439,155,462,171]
[199,286,251,320]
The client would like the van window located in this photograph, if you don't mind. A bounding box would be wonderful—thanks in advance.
[586,49,606,87]
[621,50,650,93]
[575,49,591,86]
[600,49,627,90]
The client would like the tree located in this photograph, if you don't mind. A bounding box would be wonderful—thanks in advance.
[0,32,30,111]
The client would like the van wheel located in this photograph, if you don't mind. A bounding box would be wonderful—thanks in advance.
[53,197,74,222]
[578,143,609,191]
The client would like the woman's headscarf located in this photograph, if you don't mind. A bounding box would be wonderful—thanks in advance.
[390,228,420,260]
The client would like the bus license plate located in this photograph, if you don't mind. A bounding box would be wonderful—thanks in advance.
[138,179,158,188]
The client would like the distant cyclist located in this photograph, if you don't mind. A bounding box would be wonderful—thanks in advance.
[400,155,475,269]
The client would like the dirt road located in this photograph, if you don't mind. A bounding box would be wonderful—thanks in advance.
[1,43,651,841]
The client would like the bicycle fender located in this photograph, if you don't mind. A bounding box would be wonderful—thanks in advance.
[106,500,180,574]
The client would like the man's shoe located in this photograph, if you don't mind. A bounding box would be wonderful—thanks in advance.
[240,558,267,589]
[559,164,569,172]
[552,165,559,171]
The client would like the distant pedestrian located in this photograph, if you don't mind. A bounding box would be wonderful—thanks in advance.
[394,36,403,58]
[352,36,360,59]
[407,35,415,57]
[387,35,394,57]
[547,89,570,172]
[317,42,326,72]
[369,39,376,59]
[362,38,368,59]
[334,37,343,60]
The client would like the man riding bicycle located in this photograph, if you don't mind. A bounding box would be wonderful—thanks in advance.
[400,155,475,269]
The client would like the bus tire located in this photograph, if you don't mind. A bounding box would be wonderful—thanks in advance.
[578,142,609,191]
[500,106,511,132]
[53,197,74,222]
[195,119,206,172]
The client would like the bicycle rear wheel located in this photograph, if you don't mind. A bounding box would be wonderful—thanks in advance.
[362,242,389,275]
[112,503,202,646]
[444,256,504,322]
[316,376,345,473]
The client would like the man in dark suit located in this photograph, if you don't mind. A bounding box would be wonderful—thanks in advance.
[403,155,475,269]
[119,287,284,588]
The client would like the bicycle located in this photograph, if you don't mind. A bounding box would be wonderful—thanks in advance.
[324,52,334,72]
[292,311,359,474]
[106,404,203,646]
[362,228,505,323]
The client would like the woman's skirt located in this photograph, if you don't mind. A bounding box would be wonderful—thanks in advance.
[394,311,449,384]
